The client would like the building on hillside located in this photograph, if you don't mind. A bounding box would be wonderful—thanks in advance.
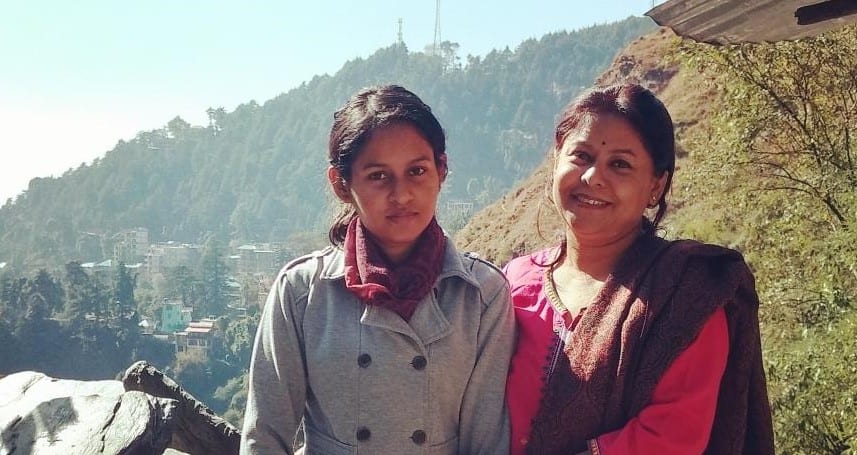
[81,259,114,281]
[113,228,149,264]
[160,299,193,333]
[231,244,279,276]
[80,260,143,285]
[175,318,218,359]
[145,242,202,276]
[138,318,154,335]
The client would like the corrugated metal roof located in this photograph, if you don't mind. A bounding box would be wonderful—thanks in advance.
[646,0,857,44]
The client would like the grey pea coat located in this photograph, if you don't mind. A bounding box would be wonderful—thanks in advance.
[240,240,515,455]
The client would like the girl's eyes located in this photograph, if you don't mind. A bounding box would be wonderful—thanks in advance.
[365,167,428,181]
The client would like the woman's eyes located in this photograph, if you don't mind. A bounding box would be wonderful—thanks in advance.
[367,171,388,181]
[610,159,631,169]
[569,151,632,170]
[569,150,592,163]
[409,166,427,176]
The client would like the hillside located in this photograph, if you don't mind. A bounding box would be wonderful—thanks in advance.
[0,17,657,272]
[457,24,857,453]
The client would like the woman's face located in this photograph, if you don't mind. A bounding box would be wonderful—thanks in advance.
[329,123,443,263]
[552,113,666,246]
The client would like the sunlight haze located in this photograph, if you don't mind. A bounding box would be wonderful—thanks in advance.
[0,0,662,204]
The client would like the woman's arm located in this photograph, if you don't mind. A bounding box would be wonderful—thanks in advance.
[592,307,729,455]
[458,272,516,455]
[240,273,309,455]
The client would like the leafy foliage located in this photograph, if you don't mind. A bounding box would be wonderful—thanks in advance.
[672,26,857,454]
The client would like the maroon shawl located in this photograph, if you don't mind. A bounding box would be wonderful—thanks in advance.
[343,216,446,321]
[526,233,774,454]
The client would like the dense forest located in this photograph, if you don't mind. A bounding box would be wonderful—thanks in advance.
[0,17,656,271]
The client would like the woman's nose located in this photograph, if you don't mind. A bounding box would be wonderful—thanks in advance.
[581,166,603,186]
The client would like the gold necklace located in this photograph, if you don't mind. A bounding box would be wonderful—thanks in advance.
[543,265,569,316]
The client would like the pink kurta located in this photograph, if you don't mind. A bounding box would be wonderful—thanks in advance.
[504,249,728,455]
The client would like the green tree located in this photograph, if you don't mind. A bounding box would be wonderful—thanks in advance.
[63,261,97,322]
[112,262,136,317]
[164,265,200,310]
[198,237,230,318]
[29,268,64,316]
[674,25,857,454]
[676,27,857,327]
[166,116,191,139]
[112,262,140,350]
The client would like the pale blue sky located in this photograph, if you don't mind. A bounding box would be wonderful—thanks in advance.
[0,0,662,203]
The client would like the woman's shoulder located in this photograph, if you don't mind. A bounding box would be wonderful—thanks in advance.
[503,248,554,285]
[655,238,756,295]
[662,239,751,272]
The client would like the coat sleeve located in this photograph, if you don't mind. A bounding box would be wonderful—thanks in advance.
[593,307,729,455]
[240,270,309,455]
[458,266,516,454]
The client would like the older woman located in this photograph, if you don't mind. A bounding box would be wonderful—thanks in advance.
[504,83,774,455]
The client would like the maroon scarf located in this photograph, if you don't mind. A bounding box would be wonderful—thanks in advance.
[526,233,774,455]
[343,217,446,321]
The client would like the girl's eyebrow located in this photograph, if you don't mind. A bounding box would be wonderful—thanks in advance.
[359,156,432,169]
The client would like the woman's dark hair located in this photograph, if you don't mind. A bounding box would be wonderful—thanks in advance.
[554,83,675,229]
[327,84,447,245]
[537,84,675,269]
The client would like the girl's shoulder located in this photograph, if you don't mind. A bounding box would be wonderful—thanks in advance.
[274,246,342,287]
[456,251,509,293]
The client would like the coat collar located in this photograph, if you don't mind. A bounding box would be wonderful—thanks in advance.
[316,238,479,349]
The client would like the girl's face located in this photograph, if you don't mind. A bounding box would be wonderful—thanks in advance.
[552,113,666,246]
[329,123,444,263]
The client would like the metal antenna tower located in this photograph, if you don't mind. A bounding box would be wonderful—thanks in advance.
[432,0,441,55]
[398,18,404,45]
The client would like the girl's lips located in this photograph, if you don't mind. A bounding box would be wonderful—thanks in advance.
[387,211,419,220]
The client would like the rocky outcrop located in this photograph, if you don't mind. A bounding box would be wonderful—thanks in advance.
[122,360,241,455]
[0,361,243,455]
[0,371,177,455]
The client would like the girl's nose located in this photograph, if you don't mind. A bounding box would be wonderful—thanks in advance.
[389,179,414,205]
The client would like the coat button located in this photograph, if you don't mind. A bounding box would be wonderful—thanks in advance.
[411,429,426,445]
[357,353,372,368]
[411,355,427,370]
[356,427,371,441]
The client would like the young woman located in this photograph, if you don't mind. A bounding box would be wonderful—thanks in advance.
[504,83,774,455]
[240,84,514,455]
